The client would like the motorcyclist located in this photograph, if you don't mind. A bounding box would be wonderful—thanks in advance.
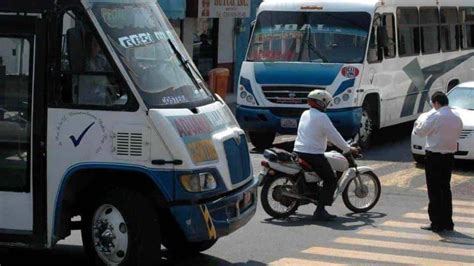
[294,89,359,221]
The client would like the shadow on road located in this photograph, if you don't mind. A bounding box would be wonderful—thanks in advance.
[0,245,266,265]
[262,212,386,231]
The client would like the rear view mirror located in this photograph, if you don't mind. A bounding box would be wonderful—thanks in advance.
[66,28,85,73]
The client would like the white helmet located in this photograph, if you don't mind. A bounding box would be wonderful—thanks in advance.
[308,89,333,110]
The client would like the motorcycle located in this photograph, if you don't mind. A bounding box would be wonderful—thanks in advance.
[259,146,381,219]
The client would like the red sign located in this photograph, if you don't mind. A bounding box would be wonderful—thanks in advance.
[341,66,360,79]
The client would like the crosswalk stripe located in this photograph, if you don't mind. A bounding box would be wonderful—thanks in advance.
[334,237,474,257]
[382,221,474,235]
[302,246,473,265]
[269,258,346,266]
[453,200,474,208]
[358,228,474,244]
[422,206,474,216]
[404,213,474,224]
[380,168,424,187]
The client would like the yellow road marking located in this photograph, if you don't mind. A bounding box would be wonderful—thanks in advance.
[269,258,346,266]
[404,213,474,224]
[335,237,474,257]
[422,206,474,216]
[453,200,474,208]
[358,228,474,244]
[451,173,474,187]
[381,167,424,187]
[303,246,473,265]
[382,221,474,235]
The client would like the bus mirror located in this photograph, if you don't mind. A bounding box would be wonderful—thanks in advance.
[66,28,85,73]
[377,26,389,48]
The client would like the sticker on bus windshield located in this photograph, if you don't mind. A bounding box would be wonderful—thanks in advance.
[118,30,175,49]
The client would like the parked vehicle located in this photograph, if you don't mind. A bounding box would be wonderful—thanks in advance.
[238,0,474,149]
[259,146,381,219]
[0,1,257,265]
[412,82,474,163]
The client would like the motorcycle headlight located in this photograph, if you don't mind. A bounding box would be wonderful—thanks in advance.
[180,173,217,193]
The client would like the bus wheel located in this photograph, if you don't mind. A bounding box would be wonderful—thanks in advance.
[249,131,275,150]
[82,188,161,266]
[358,103,376,149]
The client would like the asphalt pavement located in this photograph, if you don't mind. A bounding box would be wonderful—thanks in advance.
[1,122,473,265]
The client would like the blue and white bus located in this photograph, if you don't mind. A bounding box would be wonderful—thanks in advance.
[238,0,474,149]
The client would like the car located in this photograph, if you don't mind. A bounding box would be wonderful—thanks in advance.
[411,83,474,163]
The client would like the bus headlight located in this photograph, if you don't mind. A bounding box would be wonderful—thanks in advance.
[333,97,341,105]
[180,173,217,192]
[240,91,248,99]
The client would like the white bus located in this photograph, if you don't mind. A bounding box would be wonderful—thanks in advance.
[238,0,474,149]
[0,1,257,265]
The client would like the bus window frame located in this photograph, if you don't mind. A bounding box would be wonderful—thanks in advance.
[382,12,397,59]
[367,13,384,64]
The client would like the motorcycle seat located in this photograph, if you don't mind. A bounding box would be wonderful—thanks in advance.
[298,158,313,171]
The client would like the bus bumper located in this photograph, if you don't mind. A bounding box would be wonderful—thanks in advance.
[236,105,362,138]
[169,177,258,242]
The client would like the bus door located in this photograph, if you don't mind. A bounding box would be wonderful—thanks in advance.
[0,15,46,245]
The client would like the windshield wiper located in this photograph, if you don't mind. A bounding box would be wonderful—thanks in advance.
[167,39,205,91]
[304,25,329,63]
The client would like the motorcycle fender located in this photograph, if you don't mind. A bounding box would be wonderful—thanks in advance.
[335,167,374,197]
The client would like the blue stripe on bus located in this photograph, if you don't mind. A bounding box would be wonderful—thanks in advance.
[333,79,355,97]
[254,62,342,85]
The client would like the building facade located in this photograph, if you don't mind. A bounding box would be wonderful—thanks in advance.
[158,0,263,92]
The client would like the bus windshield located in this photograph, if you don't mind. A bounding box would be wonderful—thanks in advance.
[247,11,371,63]
[87,0,213,108]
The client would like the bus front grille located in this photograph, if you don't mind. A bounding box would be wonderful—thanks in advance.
[262,86,324,104]
[223,134,251,185]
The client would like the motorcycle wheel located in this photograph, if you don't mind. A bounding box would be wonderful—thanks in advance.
[342,171,381,213]
[261,175,299,219]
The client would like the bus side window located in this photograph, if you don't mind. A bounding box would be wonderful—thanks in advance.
[58,10,131,109]
[397,7,421,57]
[440,7,460,52]
[420,7,440,55]
[368,14,384,63]
[383,13,397,58]
[460,7,474,49]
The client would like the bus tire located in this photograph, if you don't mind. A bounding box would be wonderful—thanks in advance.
[82,188,161,266]
[249,131,275,150]
[358,101,377,149]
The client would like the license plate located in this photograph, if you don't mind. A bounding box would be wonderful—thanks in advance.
[281,118,298,128]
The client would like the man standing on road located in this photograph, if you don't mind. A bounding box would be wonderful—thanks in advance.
[294,90,358,221]
[413,91,463,232]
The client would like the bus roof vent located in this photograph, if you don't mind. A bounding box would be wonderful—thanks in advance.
[113,126,150,160]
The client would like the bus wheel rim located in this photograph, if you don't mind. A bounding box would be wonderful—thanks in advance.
[92,204,129,265]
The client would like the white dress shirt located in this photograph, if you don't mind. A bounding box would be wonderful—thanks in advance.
[294,108,351,154]
[414,106,463,154]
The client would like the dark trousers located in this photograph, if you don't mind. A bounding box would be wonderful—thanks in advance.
[296,152,337,206]
[425,151,455,229]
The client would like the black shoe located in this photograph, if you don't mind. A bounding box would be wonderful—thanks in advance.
[444,225,454,231]
[313,209,337,221]
[420,224,444,233]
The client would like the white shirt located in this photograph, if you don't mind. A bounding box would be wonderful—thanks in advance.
[414,106,463,154]
[294,108,351,154]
